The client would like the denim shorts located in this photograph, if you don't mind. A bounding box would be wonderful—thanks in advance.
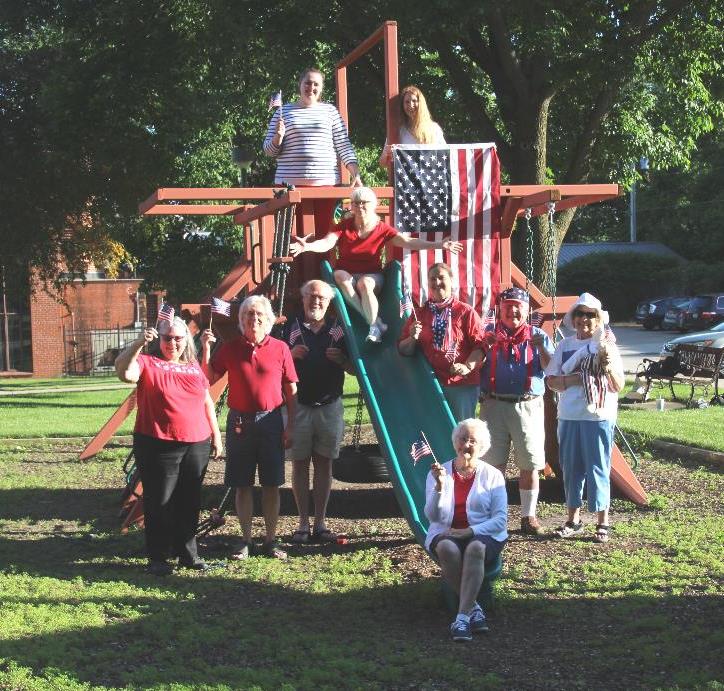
[429,533,506,566]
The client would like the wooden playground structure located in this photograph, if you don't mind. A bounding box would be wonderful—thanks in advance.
[78,21,648,532]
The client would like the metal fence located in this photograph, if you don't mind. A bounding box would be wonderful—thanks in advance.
[63,326,144,376]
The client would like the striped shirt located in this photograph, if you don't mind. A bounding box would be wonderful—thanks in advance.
[263,102,357,185]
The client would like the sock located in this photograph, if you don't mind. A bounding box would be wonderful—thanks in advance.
[520,489,539,518]
[455,612,470,623]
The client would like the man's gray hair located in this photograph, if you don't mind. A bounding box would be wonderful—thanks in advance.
[301,279,335,299]
[238,295,276,335]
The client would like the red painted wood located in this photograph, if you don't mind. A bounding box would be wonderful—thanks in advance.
[79,391,137,460]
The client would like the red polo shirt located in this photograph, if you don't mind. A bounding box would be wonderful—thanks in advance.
[210,335,298,413]
[134,354,211,442]
[332,217,398,274]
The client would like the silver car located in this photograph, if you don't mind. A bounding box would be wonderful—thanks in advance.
[660,321,724,361]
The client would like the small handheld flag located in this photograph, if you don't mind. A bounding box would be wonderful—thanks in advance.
[268,90,282,110]
[483,308,496,328]
[211,297,231,317]
[444,340,458,362]
[529,311,543,327]
[289,318,305,347]
[399,292,414,318]
[329,323,344,344]
[410,437,433,465]
[157,303,174,325]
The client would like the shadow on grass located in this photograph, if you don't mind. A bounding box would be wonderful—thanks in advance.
[1,530,722,690]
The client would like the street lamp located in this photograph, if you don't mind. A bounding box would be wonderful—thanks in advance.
[629,156,649,243]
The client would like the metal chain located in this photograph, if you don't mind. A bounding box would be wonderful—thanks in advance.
[351,390,364,450]
[546,202,559,341]
[524,207,533,317]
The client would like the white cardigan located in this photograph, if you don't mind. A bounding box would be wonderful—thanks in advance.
[424,459,508,550]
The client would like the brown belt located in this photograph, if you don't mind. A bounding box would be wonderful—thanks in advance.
[482,393,540,403]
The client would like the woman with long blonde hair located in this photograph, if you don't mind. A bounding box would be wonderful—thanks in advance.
[379,85,446,166]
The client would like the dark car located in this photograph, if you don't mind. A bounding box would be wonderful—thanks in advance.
[634,296,691,330]
[679,294,724,332]
[662,299,692,331]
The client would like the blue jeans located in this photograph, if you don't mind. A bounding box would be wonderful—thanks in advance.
[442,384,479,421]
[557,419,614,513]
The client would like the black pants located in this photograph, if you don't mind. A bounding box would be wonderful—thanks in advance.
[133,433,210,563]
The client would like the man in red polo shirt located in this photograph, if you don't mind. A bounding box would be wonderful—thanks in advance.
[201,295,297,560]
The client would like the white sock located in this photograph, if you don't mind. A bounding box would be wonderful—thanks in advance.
[520,489,539,518]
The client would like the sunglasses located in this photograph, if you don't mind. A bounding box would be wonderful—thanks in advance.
[351,200,374,207]
[573,309,598,319]
[161,335,185,343]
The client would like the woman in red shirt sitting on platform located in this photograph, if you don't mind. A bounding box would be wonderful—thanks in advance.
[424,418,507,642]
[289,186,462,343]
[115,317,222,576]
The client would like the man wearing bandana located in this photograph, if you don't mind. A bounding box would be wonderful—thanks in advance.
[478,288,552,536]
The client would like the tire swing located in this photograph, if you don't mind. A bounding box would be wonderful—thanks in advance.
[332,390,390,483]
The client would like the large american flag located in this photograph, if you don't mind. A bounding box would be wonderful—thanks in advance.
[393,144,500,316]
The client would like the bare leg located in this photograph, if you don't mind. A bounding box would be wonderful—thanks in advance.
[567,506,582,524]
[356,276,379,326]
[597,508,609,525]
[291,459,311,532]
[333,270,367,321]
[435,540,463,594]
[459,541,486,614]
[311,454,332,531]
[235,487,253,543]
[261,486,280,542]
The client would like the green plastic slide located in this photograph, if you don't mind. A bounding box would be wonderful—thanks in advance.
[321,260,457,546]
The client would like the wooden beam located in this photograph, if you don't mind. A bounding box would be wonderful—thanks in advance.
[500,197,523,239]
[521,193,620,218]
[335,22,389,68]
[501,184,621,197]
[233,190,302,225]
[143,204,245,216]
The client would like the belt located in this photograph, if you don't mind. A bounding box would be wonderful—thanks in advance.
[230,407,278,422]
[482,393,540,403]
[305,396,340,408]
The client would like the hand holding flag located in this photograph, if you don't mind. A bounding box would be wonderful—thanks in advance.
[156,303,174,328]
[209,296,231,329]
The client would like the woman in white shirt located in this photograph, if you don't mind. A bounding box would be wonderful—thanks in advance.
[424,418,507,642]
[379,85,446,167]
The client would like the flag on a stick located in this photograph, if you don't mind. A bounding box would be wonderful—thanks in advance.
[289,319,303,346]
[210,297,231,317]
[444,341,458,362]
[392,144,500,316]
[268,90,282,110]
[483,308,496,328]
[530,311,543,327]
[329,323,344,343]
[157,303,174,324]
[410,437,433,465]
[399,291,414,318]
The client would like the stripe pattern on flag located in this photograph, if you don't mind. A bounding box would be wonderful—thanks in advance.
[210,297,232,317]
[392,143,500,316]
[158,303,174,323]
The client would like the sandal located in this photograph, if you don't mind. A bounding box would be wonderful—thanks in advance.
[291,529,310,544]
[594,524,610,543]
[312,528,338,543]
[553,521,584,538]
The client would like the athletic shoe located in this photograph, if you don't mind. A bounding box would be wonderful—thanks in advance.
[366,324,382,343]
[553,521,584,538]
[469,604,489,633]
[376,318,388,335]
[450,615,472,642]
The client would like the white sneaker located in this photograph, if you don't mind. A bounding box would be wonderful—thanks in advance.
[366,324,382,343]
[376,318,388,335]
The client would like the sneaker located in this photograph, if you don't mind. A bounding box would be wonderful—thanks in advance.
[450,614,472,642]
[521,516,544,536]
[469,604,489,633]
[230,541,250,560]
[376,318,388,335]
[178,558,209,571]
[553,521,584,538]
[147,559,173,576]
[366,324,382,343]
[260,541,288,560]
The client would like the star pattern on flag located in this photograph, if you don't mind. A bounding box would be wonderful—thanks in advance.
[394,149,452,233]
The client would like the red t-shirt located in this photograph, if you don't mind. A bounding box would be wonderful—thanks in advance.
[134,354,211,442]
[451,469,476,529]
[210,335,298,413]
[399,299,486,386]
[332,217,398,273]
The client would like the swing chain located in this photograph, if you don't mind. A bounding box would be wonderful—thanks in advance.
[351,389,364,451]
[545,202,558,340]
[524,207,534,298]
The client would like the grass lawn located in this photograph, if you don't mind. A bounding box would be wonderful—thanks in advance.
[0,376,123,390]
[0,436,722,690]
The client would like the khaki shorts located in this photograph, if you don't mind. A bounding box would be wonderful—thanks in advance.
[292,398,345,460]
[479,396,545,471]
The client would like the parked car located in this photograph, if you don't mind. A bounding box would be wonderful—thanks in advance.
[678,294,724,332]
[659,321,724,362]
[635,296,691,330]
[662,299,692,331]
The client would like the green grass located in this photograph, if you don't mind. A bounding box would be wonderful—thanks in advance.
[0,376,125,390]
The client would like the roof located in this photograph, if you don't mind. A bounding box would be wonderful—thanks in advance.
[557,242,684,268]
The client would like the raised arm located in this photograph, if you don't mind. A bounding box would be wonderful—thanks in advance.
[263,109,285,158]
[288,231,339,257]
[391,234,463,254]
[200,329,222,385]
[115,327,156,383]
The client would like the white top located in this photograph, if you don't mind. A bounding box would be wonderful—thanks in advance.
[263,102,357,185]
[545,335,624,421]
[398,123,446,145]
[424,459,508,550]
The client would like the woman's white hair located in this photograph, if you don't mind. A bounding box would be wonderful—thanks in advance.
[238,295,276,335]
[350,186,377,207]
[451,418,491,452]
[158,316,197,363]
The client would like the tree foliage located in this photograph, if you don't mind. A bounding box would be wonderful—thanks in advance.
[2,1,722,298]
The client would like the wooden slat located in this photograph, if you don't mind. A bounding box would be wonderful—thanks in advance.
[335,22,389,68]
[79,391,137,460]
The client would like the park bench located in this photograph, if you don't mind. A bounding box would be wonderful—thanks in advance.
[635,344,724,407]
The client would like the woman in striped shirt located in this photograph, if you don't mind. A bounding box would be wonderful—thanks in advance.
[263,67,362,234]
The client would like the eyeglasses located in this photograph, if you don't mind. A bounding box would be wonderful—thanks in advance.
[351,200,374,207]
[161,335,185,343]
[308,294,330,302]
[573,309,598,319]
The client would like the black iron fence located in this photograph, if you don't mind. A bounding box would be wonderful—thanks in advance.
[63,326,144,376]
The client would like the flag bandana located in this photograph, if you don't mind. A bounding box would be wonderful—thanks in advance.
[410,438,433,465]
[428,298,453,351]
[157,303,174,324]
[393,144,500,316]
[210,297,231,317]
